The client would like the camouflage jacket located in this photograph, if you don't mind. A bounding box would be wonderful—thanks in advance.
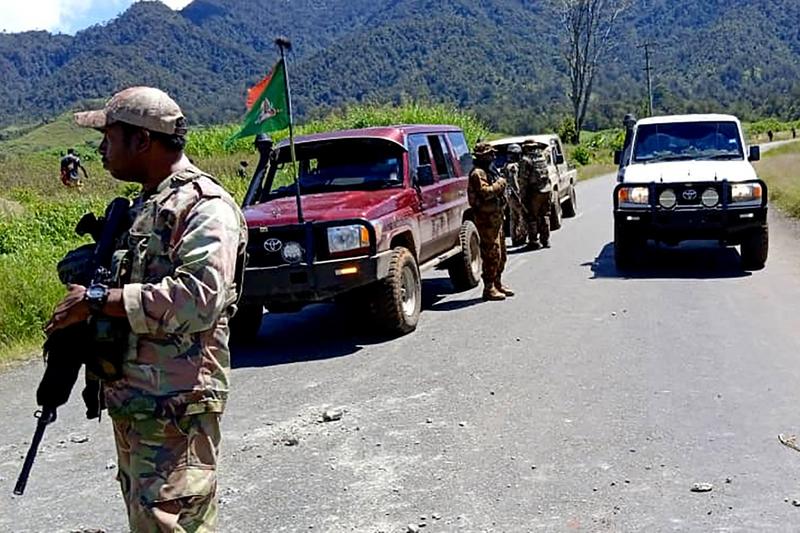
[519,152,551,194]
[468,166,506,213]
[105,166,247,418]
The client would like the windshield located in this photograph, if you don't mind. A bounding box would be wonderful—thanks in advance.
[632,121,744,163]
[267,139,405,199]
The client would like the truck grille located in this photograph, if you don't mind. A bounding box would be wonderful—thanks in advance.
[655,183,724,208]
[247,225,329,267]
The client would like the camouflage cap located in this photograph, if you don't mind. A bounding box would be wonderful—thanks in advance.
[473,142,497,157]
[74,86,186,135]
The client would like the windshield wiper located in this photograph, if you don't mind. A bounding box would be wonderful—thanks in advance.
[696,153,742,161]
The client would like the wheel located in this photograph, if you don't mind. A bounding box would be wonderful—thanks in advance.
[448,221,481,291]
[229,303,263,343]
[740,226,768,270]
[562,185,577,218]
[550,191,563,230]
[614,221,638,270]
[372,246,421,335]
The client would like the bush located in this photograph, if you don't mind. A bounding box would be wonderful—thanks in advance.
[572,146,591,166]
[557,117,579,145]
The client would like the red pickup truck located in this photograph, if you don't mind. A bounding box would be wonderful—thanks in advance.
[233,125,481,340]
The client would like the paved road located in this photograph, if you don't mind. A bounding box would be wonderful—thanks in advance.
[3,167,800,532]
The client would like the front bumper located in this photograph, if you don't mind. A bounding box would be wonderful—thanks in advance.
[613,180,768,243]
[241,250,394,305]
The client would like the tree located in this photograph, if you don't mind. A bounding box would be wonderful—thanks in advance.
[551,0,630,142]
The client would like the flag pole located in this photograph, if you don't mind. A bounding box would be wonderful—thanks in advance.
[275,36,304,225]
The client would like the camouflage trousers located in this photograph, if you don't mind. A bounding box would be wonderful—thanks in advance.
[525,191,551,246]
[507,190,528,245]
[475,211,507,287]
[112,413,221,532]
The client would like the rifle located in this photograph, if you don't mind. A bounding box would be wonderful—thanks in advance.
[13,197,131,496]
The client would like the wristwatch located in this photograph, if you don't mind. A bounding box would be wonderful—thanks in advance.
[85,283,109,314]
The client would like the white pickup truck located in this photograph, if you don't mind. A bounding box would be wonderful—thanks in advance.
[613,114,768,270]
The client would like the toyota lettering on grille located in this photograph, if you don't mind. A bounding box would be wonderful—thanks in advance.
[682,189,698,201]
[263,238,283,253]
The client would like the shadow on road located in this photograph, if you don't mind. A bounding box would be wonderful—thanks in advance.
[584,241,753,280]
[233,277,474,368]
[421,277,484,312]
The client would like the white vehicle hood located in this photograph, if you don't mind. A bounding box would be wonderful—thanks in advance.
[622,160,758,184]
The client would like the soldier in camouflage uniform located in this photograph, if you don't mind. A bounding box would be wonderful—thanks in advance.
[468,142,514,301]
[45,87,247,532]
[519,140,552,249]
[501,143,527,246]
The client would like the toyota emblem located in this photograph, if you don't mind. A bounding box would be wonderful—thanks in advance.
[263,238,283,253]
[682,189,698,201]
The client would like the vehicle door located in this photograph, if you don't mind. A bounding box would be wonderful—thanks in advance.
[426,133,465,253]
[549,137,569,200]
[408,133,445,263]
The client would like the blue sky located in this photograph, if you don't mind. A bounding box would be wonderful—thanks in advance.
[0,0,192,34]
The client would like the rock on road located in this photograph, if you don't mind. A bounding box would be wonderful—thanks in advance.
[3,170,800,532]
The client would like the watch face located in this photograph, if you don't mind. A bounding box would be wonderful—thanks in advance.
[88,285,106,299]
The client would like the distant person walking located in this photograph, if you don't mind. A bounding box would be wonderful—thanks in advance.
[60,148,88,187]
[792,127,796,139]
[767,130,774,142]
[237,160,249,178]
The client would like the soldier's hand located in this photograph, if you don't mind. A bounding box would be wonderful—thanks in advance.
[44,284,90,336]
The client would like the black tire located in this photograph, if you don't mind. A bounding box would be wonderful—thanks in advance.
[562,186,578,218]
[740,226,768,271]
[614,221,637,271]
[550,192,563,230]
[372,246,421,335]
[448,221,482,291]
[230,303,263,343]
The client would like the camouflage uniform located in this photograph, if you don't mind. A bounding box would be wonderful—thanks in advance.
[71,86,247,531]
[108,166,247,531]
[502,159,527,246]
[519,141,552,248]
[468,143,513,300]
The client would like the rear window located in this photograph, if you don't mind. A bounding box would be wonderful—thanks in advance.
[633,121,744,163]
[447,131,472,175]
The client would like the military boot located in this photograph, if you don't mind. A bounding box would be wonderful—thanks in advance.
[482,285,506,301]
[495,281,515,297]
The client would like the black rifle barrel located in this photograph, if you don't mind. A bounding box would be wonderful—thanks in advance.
[13,408,56,496]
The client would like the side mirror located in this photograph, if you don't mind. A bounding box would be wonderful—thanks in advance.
[748,145,761,162]
[613,150,622,165]
[554,153,565,165]
[416,165,435,186]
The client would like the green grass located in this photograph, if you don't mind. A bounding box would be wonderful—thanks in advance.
[0,112,103,159]
[754,140,800,218]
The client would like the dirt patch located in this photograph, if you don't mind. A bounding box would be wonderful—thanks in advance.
[0,198,24,218]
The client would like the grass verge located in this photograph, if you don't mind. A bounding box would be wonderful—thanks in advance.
[755,141,800,218]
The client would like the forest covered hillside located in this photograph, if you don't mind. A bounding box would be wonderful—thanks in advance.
[1,0,799,133]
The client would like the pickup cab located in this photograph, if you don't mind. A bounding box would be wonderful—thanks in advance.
[233,125,482,340]
[613,114,768,270]
[490,134,578,233]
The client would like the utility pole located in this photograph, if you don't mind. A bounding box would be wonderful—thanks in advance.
[639,42,655,116]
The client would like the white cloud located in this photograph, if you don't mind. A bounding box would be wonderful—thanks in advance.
[0,0,191,34]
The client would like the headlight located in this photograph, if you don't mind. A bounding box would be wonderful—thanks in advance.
[659,189,677,209]
[618,186,649,207]
[731,183,763,204]
[701,188,720,207]
[327,225,370,253]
